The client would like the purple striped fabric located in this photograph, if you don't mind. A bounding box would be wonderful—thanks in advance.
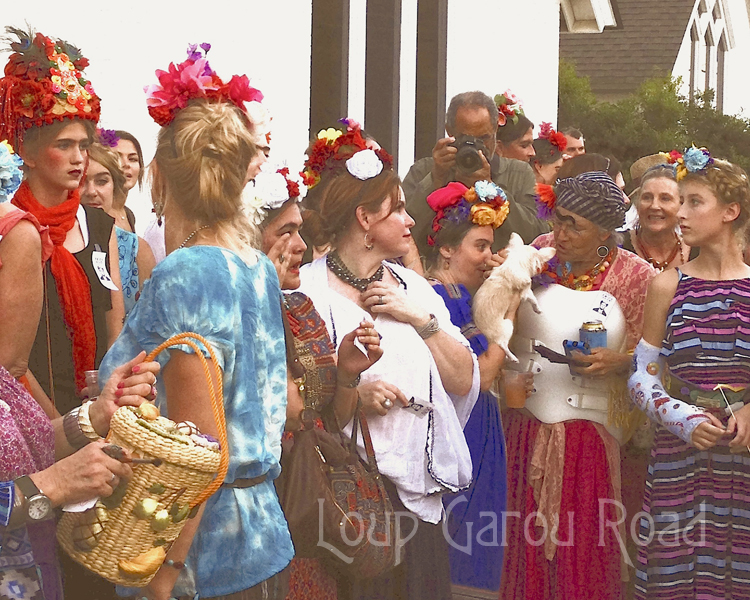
[636,271,750,599]
[662,271,750,388]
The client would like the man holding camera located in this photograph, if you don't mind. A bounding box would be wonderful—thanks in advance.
[404,91,549,257]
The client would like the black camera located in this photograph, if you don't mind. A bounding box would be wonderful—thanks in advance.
[450,135,489,174]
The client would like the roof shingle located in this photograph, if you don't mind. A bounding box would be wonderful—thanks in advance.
[559,0,696,97]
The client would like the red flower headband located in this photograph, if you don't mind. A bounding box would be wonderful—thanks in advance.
[538,122,567,154]
[145,43,263,127]
[0,26,100,150]
[302,118,393,189]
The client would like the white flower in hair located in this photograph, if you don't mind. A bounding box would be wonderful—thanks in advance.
[346,149,383,180]
[246,101,272,147]
[254,171,290,210]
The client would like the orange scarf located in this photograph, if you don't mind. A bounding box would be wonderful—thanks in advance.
[13,181,97,392]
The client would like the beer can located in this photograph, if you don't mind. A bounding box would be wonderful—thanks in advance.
[580,320,607,350]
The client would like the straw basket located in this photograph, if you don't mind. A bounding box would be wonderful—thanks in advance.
[57,332,229,587]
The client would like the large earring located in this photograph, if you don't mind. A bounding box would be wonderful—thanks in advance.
[153,200,164,226]
[597,245,609,258]
[364,232,374,251]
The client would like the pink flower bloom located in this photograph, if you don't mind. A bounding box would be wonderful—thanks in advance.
[226,74,263,108]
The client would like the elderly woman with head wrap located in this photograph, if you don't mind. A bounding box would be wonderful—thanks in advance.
[500,172,655,600]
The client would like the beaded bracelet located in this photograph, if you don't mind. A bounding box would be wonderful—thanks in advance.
[164,558,185,570]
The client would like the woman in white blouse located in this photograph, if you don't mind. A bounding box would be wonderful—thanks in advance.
[299,146,479,600]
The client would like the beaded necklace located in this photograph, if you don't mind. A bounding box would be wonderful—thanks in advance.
[536,247,616,291]
[326,251,384,292]
[634,228,684,272]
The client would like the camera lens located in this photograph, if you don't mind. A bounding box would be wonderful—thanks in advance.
[455,145,484,173]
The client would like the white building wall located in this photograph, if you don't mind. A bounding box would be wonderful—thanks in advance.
[446,0,561,135]
[722,0,750,115]
[672,0,750,116]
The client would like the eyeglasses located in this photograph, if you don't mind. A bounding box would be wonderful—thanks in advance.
[552,214,587,237]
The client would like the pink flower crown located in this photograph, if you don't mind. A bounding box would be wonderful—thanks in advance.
[144,43,263,127]
[426,181,509,246]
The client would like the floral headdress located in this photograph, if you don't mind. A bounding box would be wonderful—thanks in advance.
[0,27,100,150]
[426,180,509,246]
[493,90,525,127]
[538,122,567,155]
[302,118,393,189]
[97,128,120,148]
[244,165,307,226]
[145,43,263,127]
[659,146,713,181]
[535,183,557,220]
[0,140,23,203]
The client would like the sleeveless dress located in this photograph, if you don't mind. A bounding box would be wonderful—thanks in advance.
[115,227,139,317]
[431,282,507,592]
[635,270,750,599]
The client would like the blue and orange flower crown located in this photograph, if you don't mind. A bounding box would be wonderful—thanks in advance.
[426,181,509,246]
[659,146,713,181]
[0,140,23,202]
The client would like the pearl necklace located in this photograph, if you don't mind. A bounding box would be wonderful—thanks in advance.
[178,225,209,249]
[326,251,384,292]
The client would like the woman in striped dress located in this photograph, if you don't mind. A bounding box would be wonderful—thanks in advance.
[628,152,750,599]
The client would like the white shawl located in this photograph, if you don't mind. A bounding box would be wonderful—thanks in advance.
[298,258,480,523]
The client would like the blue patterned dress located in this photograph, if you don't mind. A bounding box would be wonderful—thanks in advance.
[115,227,139,317]
[99,246,293,598]
[432,282,507,592]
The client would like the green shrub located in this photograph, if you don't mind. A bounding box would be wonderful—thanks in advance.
[558,59,750,182]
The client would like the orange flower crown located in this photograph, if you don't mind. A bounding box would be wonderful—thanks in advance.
[0,27,100,149]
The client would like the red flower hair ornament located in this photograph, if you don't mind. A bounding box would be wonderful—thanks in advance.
[0,26,100,150]
[144,43,263,127]
[538,122,567,155]
[535,183,557,220]
[301,118,393,190]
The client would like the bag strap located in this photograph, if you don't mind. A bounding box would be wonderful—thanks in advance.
[348,402,378,471]
[144,332,228,508]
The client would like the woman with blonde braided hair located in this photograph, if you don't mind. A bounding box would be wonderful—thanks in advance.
[98,46,292,600]
[628,151,750,599]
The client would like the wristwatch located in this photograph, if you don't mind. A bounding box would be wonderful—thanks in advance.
[15,476,52,521]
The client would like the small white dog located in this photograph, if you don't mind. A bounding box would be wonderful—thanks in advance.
[473,233,556,362]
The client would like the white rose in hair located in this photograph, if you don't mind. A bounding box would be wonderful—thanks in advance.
[346,149,383,180]
[253,171,290,209]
